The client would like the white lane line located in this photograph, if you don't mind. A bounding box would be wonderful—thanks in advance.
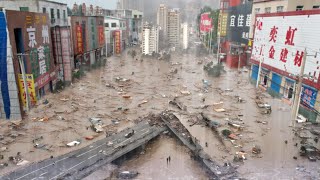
[40,172,48,176]
[88,154,98,160]
[16,156,69,180]
[141,130,150,136]
[114,137,132,148]
[50,160,86,180]
[76,143,104,157]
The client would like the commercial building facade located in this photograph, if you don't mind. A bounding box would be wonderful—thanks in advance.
[181,23,189,50]
[250,10,320,122]
[104,16,126,56]
[157,4,168,33]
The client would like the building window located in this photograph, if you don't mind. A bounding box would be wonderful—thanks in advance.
[63,10,66,19]
[296,6,304,11]
[105,23,109,27]
[265,7,271,13]
[19,7,29,12]
[276,6,284,12]
[111,23,116,27]
[57,9,60,19]
[43,7,46,13]
[313,5,320,9]
[254,8,260,14]
[50,8,54,19]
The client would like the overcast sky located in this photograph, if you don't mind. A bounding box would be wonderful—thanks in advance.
[52,0,117,9]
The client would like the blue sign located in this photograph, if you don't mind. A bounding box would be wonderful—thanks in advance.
[0,11,11,119]
[301,85,317,109]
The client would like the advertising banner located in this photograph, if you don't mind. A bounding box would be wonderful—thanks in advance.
[251,13,320,83]
[227,0,252,44]
[114,30,121,55]
[301,85,317,108]
[18,74,37,107]
[76,25,84,53]
[200,13,212,33]
[98,26,105,46]
[218,12,228,37]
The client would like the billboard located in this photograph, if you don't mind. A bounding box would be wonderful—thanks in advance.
[200,13,212,33]
[301,85,317,108]
[76,25,84,53]
[218,12,228,37]
[251,12,320,83]
[227,0,252,44]
[114,30,121,55]
[18,74,37,107]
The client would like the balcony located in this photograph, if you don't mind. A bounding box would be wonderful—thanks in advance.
[50,18,69,27]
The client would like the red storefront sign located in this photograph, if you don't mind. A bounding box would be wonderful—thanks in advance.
[76,25,84,53]
[98,26,105,46]
[200,13,212,32]
[114,30,121,54]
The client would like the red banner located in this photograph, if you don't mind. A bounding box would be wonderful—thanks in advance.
[114,30,121,54]
[200,13,212,32]
[98,26,105,46]
[76,25,83,53]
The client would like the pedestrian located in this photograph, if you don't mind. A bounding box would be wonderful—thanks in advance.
[205,142,208,147]
[166,157,168,164]
[168,156,171,163]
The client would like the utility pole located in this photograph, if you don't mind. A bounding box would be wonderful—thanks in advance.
[17,54,30,112]
[291,48,307,127]
[256,55,263,88]
[238,47,242,71]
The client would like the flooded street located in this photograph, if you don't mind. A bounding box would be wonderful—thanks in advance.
[114,136,208,180]
[0,45,319,179]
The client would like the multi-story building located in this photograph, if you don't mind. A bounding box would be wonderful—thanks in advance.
[142,23,159,55]
[167,9,181,48]
[157,4,168,33]
[249,0,320,38]
[0,0,74,85]
[104,16,127,55]
[117,0,144,12]
[0,10,55,120]
[250,7,320,122]
[181,23,189,50]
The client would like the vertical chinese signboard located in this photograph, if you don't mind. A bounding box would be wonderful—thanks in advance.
[23,12,52,89]
[227,0,252,44]
[251,13,320,83]
[76,25,84,53]
[18,74,37,107]
[98,26,105,47]
[114,30,121,55]
[200,13,212,33]
[218,12,228,37]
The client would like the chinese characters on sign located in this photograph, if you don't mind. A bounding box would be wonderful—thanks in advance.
[18,74,37,107]
[251,14,320,83]
[218,12,228,37]
[24,13,51,88]
[301,85,317,108]
[98,26,105,46]
[76,25,84,53]
[200,13,212,33]
[114,30,121,55]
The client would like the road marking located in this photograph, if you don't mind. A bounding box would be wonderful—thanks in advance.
[76,143,104,157]
[50,160,86,180]
[16,156,69,180]
[114,137,132,148]
[88,154,97,160]
[141,130,150,136]
[40,172,48,176]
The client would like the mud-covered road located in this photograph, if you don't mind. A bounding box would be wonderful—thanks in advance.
[0,43,319,179]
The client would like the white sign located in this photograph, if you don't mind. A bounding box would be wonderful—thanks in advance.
[27,26,37,48]
[252,14,320,81]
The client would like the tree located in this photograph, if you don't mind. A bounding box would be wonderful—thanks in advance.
[197,6,220,47]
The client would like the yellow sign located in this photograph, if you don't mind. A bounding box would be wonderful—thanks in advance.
[18,74,37,107]
[218,12,228,37]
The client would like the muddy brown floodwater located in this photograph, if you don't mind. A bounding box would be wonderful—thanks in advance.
[86,136,209,180]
